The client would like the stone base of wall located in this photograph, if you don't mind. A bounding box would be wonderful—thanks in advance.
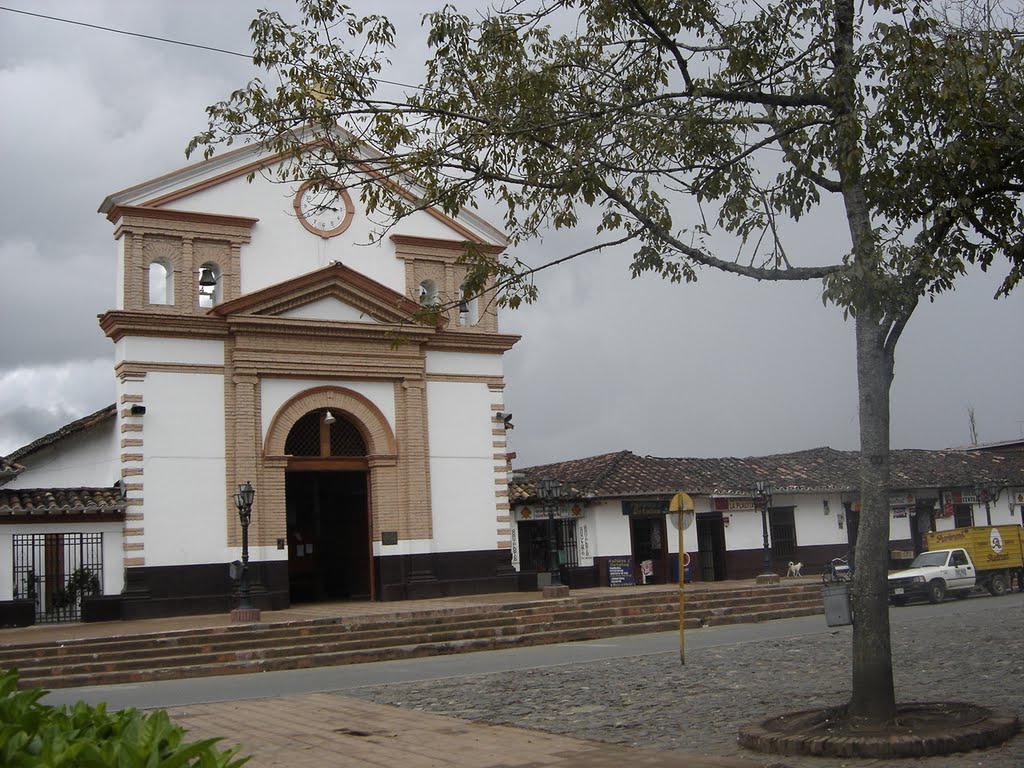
[376,548,519,601]
[113,549,523,619]
[121,561,290,620]
[0,599,35,628]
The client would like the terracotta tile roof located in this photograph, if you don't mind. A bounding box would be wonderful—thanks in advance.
[0,487,126,521]
[6,404,116,464]
[0,456,24,483]
[512,447,1024,501]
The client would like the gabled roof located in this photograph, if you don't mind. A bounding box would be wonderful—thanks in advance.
[210,262,439,327]
[512,447,1024,502]
[0,487,126,522]
[6,404,116,465]
[99,127,508,247]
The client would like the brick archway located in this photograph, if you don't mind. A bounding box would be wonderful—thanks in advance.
[264,386,397,458]
[260,387,400,596]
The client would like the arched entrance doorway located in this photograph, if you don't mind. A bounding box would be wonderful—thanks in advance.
[284,409,372,601]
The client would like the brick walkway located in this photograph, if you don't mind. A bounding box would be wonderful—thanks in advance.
[167,694,757,768]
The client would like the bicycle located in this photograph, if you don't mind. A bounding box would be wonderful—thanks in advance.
[822,556,853,584]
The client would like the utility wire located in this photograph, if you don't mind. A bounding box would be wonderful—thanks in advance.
[0,4,251,58]
[0,4,423,90]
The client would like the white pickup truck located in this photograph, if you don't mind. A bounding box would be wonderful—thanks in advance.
[888,526,1024,605]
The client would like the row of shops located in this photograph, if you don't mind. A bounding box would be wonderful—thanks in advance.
[509,446,1024,587]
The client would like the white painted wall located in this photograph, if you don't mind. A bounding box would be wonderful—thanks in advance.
[138,371,226,566]
[8,421,119,490]
[278,298,380,323]
[425,351,504,377]
[427,381,498,551]
[260,378,396,445]
[116,337,224,366]
[162,168,464,298]
[0,522,124,600]
[589,500,632,557]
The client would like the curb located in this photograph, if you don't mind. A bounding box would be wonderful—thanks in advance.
[737,702,1020,758]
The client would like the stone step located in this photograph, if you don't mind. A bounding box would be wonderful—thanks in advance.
[5,593,824,674]
[20,601,825,689]
[6,584,826,689]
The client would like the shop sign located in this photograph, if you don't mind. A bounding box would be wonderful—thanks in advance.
[850,494,917,513]
[608,556,634,587]
[713,497,754,511]
[944,490,978,505]
[622,499,669,517]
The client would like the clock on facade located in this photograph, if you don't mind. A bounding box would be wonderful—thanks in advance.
[293,180,355,238]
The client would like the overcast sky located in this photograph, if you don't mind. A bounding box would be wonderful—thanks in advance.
[1,1,1022,468]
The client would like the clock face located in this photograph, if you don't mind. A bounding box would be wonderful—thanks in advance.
[294,181,355,238]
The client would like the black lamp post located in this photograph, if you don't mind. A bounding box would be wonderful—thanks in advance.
[752,480,775,581]
[975,482,1001,526]
[233,481,255,611]
[537,476,564,587]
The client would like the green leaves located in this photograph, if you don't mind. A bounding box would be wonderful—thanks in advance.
[189,0,1024,316]
[0,669,249,768]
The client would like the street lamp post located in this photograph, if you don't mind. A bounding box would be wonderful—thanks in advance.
[536,476,564,587]
[752,481,778,584]
[232,481,256,615]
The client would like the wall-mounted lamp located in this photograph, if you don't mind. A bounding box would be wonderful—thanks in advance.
[130,404,146,416]
[496,412,514,430]
[324,410,336,425]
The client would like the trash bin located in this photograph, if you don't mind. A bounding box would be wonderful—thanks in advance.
[822,583,853,626]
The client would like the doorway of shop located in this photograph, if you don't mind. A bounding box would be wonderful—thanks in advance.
[629,515,668,584]
[285,470,371,602]
[696,513,728,581]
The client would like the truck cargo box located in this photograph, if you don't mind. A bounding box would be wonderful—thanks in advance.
[925,525,1024,572]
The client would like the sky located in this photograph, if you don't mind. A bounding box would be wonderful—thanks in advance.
[1,1,1022,468]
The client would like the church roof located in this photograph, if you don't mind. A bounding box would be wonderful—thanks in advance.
[5,404,116,464]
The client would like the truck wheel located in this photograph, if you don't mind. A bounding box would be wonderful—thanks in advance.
[927,579,946,604]
[989,573,1009,597]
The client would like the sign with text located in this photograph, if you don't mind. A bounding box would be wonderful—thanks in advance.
[607,556,635,587]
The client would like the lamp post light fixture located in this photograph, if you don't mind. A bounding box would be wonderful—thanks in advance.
[975,481,1002,526]
[751,480,778,584]
[232,481,256,613]
[536,476,565,587]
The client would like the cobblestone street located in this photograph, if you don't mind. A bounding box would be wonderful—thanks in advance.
[349,593,1024,768]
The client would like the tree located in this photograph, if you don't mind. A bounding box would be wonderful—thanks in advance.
[190,0,1024,724]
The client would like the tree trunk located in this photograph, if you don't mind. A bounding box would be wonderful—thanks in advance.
[848,313,897,720]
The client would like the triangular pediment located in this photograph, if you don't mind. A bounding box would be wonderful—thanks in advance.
[99,128,508,248]
[211,263,441,328]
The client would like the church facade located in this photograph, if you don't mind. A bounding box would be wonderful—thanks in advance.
[1,139,521,622]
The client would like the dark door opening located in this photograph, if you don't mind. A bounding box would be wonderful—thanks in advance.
[630,515,668,584]
[696,513,727,581]
[911,501,935,554]
[286,471,370,602]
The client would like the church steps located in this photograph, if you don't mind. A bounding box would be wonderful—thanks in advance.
[4,583,826,689]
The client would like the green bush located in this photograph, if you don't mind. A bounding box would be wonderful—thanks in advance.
[0,669,249,767]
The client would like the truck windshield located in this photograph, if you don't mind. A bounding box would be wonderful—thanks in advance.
[908,551,949,568]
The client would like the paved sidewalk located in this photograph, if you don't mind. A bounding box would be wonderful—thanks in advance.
[166,693,758,768]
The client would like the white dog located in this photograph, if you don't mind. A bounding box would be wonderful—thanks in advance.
[787,561,803,578]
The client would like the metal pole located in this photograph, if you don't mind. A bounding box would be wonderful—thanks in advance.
[670,492,693,666]
[760,503,773,575]
[239,508,253,610]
